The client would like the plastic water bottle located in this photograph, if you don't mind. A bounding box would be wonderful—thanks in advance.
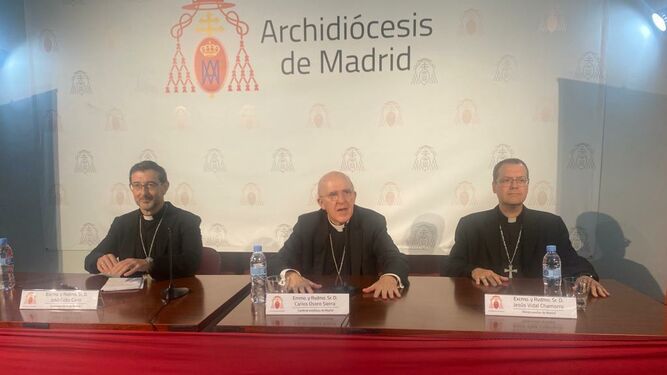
[542,245,561,288]
[250,244,267,303]
[0,238,16,291]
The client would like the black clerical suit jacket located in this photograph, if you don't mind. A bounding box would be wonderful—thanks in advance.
[443,206,598,280]
[271,205,409,286]
[84,202,202,280]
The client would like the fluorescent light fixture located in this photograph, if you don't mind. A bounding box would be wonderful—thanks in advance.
[652,9,667,31]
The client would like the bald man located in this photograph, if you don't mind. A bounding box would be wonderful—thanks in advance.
[270,171,409,299]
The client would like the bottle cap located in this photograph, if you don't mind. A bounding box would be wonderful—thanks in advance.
[546,245,557,252]
[252,244,262,252]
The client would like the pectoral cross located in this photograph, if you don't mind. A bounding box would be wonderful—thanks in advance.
[504,264,518,279]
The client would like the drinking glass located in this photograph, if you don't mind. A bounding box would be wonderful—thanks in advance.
[266,275,287,293]
[562,277,577,298]
[574,278,590,310]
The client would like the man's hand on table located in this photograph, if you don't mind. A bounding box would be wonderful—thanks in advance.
[285,271,322,293]
[362,274,402,299]
[471,267,508,287]
[578,276,610,298]
[102,257,150,277]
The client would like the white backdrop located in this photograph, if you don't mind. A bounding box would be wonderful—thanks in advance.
[21,0,610,271]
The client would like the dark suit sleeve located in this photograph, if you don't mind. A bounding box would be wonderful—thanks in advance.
[84,217,121,274]
[270,218,304,276]
[372,215,410,286]
[149,213,202,280]
[442,217,476,277]
[555,216,599,280]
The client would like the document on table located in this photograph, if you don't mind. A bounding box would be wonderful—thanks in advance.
[101,277,145,292]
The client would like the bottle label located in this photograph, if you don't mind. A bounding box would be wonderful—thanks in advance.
[250,265,266,277]
[543,268,561,279]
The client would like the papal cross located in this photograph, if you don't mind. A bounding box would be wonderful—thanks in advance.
[504,264,518,279]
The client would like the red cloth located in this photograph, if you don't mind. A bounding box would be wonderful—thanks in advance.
[1,328,666,374]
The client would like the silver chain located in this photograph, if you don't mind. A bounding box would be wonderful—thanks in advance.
[328,233,346,280]
[139,205,167,260]
[499,224,522,268]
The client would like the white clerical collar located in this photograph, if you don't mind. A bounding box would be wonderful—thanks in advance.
[498,205,524,224]
[141,203,168,222]
[327,216,346,232]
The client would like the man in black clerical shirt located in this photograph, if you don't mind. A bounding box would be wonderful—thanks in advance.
[443,158,609,297]
[84,161,202,280]
[270,171,408,299]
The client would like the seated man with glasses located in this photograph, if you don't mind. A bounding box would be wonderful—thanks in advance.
[84,161,202,280]
[443,158,608,297]
[270,171,409,299]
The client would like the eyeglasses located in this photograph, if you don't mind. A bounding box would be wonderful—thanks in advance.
[129,182,161,192]
[496,177,529,186]
[320,189,355,202]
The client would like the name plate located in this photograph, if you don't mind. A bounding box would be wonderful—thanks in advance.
[266,293,349,315]
[485,294,577,319]
[19,290,99,310]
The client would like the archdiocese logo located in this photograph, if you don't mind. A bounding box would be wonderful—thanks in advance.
[489,295,503,310]
[111,183,131,207]
[411,59,437,85]
[270,296,284,311]
[139,149,158,162]
[23,292,37,306]
[493,55,518,82]
[455,98,479,126]
[75,150,96,174]
[459,9,483,36]
[106,108,126,131]
[378,182,402,206]
[567,143,595,170]
[241,183,263,206]
[71,70,92,95]
[309,104,330,128]
[539,7,567,33]
[576,51,603,82]
[175,183,195,207]
[413,145,438,172]
[275,224,293,246]
[530,181,554,209]
[39,29,58,53]
[489,144,514,168]
[206,223,229,247]
[341,147,364,173]
[379,101,403,127]
[271,148,294,173]
[406,222,438,252]
[80,223,99,247]
[204,148,226,173]
[165,0,259,96]
[454,181,477,207]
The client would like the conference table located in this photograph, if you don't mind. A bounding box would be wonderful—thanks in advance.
[1,274,666,373]
[218,276,665,337]
[214,276,667,372]
[0,272,250,331]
